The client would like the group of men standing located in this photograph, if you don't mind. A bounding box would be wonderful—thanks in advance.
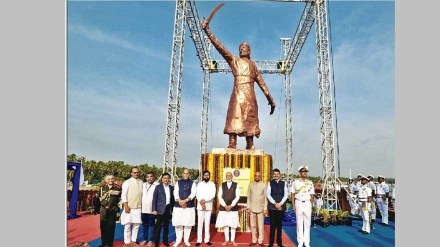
[97,165,316,247]
[346,174,392,235]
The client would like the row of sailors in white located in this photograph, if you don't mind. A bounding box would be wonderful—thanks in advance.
[347,174,391,226]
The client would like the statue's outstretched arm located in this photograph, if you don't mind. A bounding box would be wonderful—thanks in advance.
[255,69,276,115]
[202,20,234,64]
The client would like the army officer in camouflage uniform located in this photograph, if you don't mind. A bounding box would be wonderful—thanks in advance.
[99,174,121,247]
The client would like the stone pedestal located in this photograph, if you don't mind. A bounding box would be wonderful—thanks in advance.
[201,148,273,232]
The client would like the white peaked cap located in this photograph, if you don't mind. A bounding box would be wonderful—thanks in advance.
[298,165,309,172]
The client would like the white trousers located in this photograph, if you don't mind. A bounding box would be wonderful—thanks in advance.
[359,202,370,233]
[376,198,389,224]
[197,210,212,243]
[223,226,236,242]
[347,195,357,215]
[295,200,312,247]
[124,223,140,244]
[174,226,192,246]
[371,199,377,219]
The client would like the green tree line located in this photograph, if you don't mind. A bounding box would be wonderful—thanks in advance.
[67,154,395,185]
[67,154,199,184]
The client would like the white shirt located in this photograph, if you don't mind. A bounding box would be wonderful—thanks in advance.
[164,184,171,205]
[392,186,395,199]
[349,183,357,194]
[376,182,389,195]
[358,184,372,201]
[218,181,240,207]
[291,178,315,201]
[266,179,289,205]
[355,181,363,192]
[313,198,323,208]
[195,180,216,210]
[173,180,196,202]
[368,181,376,192]
[141,181,159,213]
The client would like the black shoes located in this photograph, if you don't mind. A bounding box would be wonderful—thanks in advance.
[194,243,211,246]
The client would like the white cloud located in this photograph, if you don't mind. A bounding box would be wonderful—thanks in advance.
[69,23,169,61]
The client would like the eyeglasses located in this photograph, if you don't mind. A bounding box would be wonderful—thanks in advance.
[133,172,140,174]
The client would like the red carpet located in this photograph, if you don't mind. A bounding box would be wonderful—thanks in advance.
[185,224,295,247]
[67,213,101,245]
[68,213,295,247]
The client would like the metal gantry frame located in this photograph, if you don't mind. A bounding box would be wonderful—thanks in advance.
[163,0,340,210]
[314,0,339,210]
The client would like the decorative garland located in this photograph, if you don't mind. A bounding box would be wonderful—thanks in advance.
[202,152,272,232]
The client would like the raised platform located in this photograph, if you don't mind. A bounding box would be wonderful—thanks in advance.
[211,148,265,155]
[68,214,296,247]
[68,212,395,247]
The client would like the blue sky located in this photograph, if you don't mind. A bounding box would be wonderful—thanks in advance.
[67,0,395,178]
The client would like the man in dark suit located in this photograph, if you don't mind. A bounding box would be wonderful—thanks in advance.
[152,172,174,247]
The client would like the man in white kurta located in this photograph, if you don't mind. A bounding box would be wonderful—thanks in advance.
[195,170,216,246]
[140,171,160,246]
[121,167,144,245]
[172,169,196,247]
[216,172,240,246]
[291,165,314,247]
[376,175,390,226]
[357,176,373,234]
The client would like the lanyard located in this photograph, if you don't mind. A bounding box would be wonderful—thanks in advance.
[146,183,154,193]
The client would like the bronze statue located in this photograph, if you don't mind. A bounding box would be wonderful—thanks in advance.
[202,4,276,150]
